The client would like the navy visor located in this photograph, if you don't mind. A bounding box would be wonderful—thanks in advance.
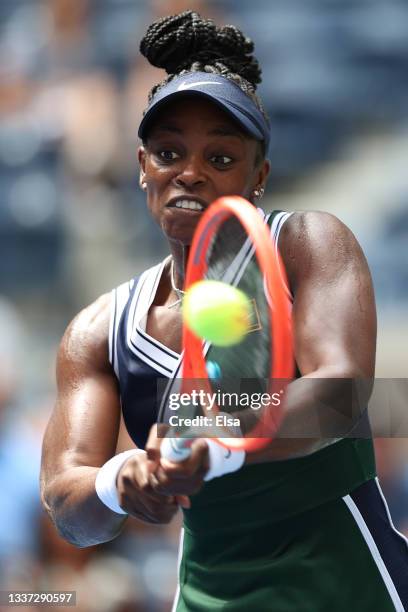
[138,72,270,152]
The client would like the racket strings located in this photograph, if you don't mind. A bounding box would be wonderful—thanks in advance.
[203,216,273,436]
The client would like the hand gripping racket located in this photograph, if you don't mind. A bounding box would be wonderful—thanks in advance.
[161,196,294,462]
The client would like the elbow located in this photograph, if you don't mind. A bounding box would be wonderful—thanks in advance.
[39,477,81,547]
[314,360,374,381]
[40,477,125,549]
[327,363,375,402]
[53,521,112,549]
[317,363,375,404]
[40,471,70,520]
[40,475,56,520]
[40,481,75,545]
[44,498,118,548]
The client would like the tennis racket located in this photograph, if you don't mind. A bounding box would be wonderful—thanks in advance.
[160,196,294,461]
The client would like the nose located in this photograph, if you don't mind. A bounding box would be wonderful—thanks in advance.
[174,155,206,189]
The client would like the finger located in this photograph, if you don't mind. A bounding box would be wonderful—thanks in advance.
[190,438,211,465]
[129,502,178,524]
[146,495,179,523]
[147,474,192,509]
[176,495,191,509]
[160,439,209,478]
[149,470,167,491]
[119,457,168,501]
[149,466,205,496]
[123,488,179,522]
[146,424,169,471]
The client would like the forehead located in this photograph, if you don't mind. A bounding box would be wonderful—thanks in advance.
[146,96,250,140]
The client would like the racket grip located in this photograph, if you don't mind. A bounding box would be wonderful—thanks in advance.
[161,436,192,462]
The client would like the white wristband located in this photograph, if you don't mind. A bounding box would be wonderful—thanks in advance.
[95,449,144,515]
[203,440,246,481]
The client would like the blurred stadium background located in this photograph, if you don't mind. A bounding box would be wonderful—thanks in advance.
[0,1,407,610]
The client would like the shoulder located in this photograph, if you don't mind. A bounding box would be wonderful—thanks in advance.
[279,211,367,291]
[58,293,112,377]
[282,210,355,244]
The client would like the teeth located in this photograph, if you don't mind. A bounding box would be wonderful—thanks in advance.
[174,200,204,211]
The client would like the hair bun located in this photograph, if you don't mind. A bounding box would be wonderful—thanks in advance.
[140,10,262,88]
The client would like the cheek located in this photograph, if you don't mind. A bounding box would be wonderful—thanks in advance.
[145,164,176,198]
[218,171,255,200]
[144,169,168,205]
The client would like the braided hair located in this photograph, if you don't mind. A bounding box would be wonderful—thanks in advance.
[140,10,268,128]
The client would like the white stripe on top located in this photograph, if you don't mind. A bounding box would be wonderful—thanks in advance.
[375,477,408,549]
[270,211,294,301]
[125,257,180,377]
[171,528,185,612]
[342,494,405,612]
[109,280,132,378]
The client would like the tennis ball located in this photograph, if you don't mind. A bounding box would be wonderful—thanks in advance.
[183,280,251,346]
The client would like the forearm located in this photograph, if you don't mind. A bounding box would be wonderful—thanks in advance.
[41,466,127,547]
[247,367,372,463]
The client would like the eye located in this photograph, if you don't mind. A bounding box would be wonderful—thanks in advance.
[158,150,180,161]
[210,155,234,166]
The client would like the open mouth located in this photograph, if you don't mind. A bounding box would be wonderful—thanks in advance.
[167,199,206,212]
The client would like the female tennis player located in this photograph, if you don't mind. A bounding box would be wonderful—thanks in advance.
[41,11,408,611]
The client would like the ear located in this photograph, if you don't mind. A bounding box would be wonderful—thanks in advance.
[138,146,147,191]
[256,158,271,190]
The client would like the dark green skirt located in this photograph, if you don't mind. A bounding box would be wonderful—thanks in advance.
[175,482,405,611]
[173,440,407,612]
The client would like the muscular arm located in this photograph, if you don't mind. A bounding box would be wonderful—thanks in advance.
[248,210,377,461]
[40,294,127,547]
[41,294,186,546]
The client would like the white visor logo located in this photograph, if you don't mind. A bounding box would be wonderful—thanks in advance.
[177,80,223,91]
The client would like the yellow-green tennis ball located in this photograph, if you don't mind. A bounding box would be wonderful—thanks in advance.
[183,280,251,346]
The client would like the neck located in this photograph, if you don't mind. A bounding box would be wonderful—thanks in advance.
[169,243,190,289]
[163,243,190,309]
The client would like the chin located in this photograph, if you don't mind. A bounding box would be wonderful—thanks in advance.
[162,219,200,245]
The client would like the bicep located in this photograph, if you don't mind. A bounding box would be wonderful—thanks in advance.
[43,371,121,473]
[41,300,122,485]
[285,213,376,377]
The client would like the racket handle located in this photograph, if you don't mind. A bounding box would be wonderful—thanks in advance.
[161,436,192,462]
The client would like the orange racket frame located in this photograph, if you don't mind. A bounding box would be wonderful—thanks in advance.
[181,196,294,452]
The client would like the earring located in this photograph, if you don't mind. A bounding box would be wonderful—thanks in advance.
[253,187,265,199]
[141,182,147,191]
